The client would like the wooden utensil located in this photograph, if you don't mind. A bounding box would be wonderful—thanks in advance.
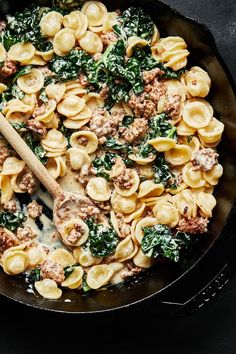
[0,113,102,244]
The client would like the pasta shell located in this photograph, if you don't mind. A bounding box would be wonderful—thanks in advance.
[8,42,35,63]
[17,68,44,94]
[87,177,111,201]
[35,279,62,299]
[86,264,113,290]
[61,266,84,289]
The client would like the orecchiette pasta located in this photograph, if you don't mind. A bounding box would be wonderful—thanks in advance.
[79,31,103,54]
[40,11,63,37]
[87,177,111,201]
[81,1,108,27]
[183,66,211,98]
[70,131,98,154]
[0,43,7,62]
[61,266,84,289]
[196,192,216,218]
[86,264,113,289]
[35,279,62,300]
[8,42,35,63]
[53,28,76,56]
[183,99,214,129]
[66,148,91,171]
[198,117,224,146]
[138,181,164,199]
[2,246,29,275]
[182,164,206,188]
[126,36,149,57]
[17,68,44,94]
[49,249,76,267]
[153,201,179,228]
[155,36,190,70]
[164,144,192,166]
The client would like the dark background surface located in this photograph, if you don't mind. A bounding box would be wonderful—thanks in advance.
[0,1,236,353]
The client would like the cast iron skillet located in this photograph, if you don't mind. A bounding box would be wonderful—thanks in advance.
[0,0,236,315]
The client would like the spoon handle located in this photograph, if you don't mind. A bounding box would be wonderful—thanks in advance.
[0,113,63,199]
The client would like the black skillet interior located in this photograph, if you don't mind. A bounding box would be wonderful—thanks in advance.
[0,0,236,314]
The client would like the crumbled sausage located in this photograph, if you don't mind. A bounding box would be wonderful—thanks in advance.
[0,20,7,32]
[177,217,209,234]
[129,93,156,119]
[3,200,17,212]
[18,167,39,194]
[143,68,165,84]
[121,118,148,144]
[129,80,166,119]
[191,148,219,172]
[101,32,118,46]
[78,73,89,87]
[89,108,120,144]
[121,261,142,279]
[26,119,47,137]
[94,200,111,213]
[40,259,65,283]
[32,104,46,118]
[93,52,103,61]
[163,94,181,120]
[39,66,54,78]
[113,168,134,190]
[0,146,11,167]
[0,58,17,78]
[0,227,19,255]
[67,223,85,246]
[27,200,43,219]
[144,80,167,105]
[99,84,110,100]
[16,225,38,242]
[116,213,131,238]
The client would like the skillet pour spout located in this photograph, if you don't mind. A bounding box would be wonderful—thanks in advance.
[0,0,236,315]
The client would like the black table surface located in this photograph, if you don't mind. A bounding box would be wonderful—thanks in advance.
[1,1,236,354]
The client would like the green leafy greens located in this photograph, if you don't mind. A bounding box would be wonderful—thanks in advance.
[153,154,174,187]
[86,218,119,258]
[23,132,48,165]
[141,224,191,262]
[137,113,177,158]
[0,211,27,231]
[113,7,154,42]
[92,153,117,181]
[0,6,52,51]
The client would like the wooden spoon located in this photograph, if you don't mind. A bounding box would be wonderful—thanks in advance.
[0,114,103,246]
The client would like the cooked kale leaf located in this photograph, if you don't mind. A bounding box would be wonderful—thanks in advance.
[23,132,48,165]
[10,122,26,130]
[141,224,191,262]
[138,142,157,158]
[113,7,154,42]
[92,153,117,180]
[12,65,32,83]
[0,6,52,51]
[122,115,135,127]
[133,46,186,78]
[137,114,177,159]
[149,113,177,140]
[105,138,132,153]
[25,268,41,284]
[86,218,119,258]
[153,154,173,186]
[0,211,27,231]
